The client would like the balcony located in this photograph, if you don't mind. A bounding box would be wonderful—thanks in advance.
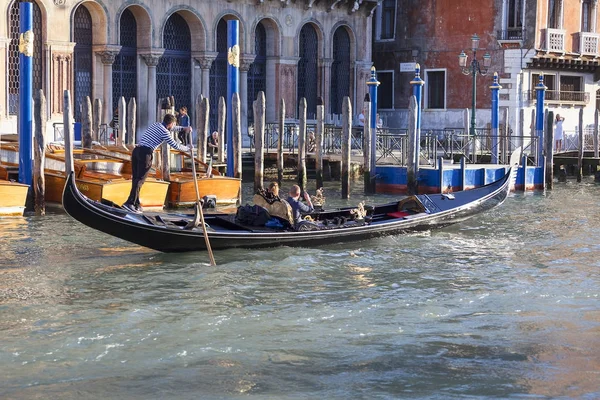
[523,90,590,105]
[497,28,525,48]
[575,32,600,56]
[544,28,566,54]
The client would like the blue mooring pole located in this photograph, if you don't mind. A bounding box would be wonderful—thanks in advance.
[410,64,424,174]
[366,67,380,178]
[226,20,239,177]
[490,72,502,164]
[535,74,547,167]
[18,2,33,185]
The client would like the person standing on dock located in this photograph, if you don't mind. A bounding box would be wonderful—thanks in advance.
[177,107,190,145]
[554,114,565,153]
[122,114,192,214]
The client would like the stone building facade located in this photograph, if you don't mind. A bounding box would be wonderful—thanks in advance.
[0,0,378,139]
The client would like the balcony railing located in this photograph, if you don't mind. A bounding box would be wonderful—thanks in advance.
[497,28,525,41]
[575,31,600,56]
[545,28,565,53]
[523,90,590,104]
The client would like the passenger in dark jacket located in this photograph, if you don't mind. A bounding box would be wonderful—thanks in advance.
[286,184,314,224]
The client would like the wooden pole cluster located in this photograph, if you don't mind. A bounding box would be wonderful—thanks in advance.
[33,89,46,215]
[297,97,307,191]
[341,96,352,199]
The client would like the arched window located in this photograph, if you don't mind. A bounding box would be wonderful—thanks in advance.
[157,13,191,113]
[8,0,43,116]
[73,6,93,122]
[209,19,228,132]
[113,9,137,113]
[297,24,318,119]
[330,27,351,115]
[248,23,267,124]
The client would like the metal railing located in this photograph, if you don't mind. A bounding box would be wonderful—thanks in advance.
[522,90,590,104]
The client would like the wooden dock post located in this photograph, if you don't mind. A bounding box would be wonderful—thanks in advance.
[218,96,226,163]
[595,109,599,159]
[577,108,584,182]
[545,111,554,189]
[278,98,285,185]
[407,96,418,195]
[127,97,136,145]
[82,96,93,149]
[298,97,307,191]
[341,96,352,199]
[117,96,126,148]
[33,89,46,216]
[93,98,102,143]
[521,153,528,191]
[460,156,466,191]
[254,91,265,192]
[363,94,374,195]
[196,96,209,164]
[232,92,242,180]
[315,97,324,190]
[63,90,75,176]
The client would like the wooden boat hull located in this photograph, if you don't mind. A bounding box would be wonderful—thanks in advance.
[63,166,514,253]
[0,180,29,216]
[166,175,241,207]
[45,171,169,209]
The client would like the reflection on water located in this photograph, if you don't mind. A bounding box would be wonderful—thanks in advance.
[0,180,599,399]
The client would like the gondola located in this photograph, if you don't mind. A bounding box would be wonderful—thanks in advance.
[62,166,515,253]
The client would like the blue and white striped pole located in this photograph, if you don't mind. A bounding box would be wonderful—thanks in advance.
[410,64,424,170]
[18,2,33,185]
[490,72,502,164]
[535,74,547,166]
[366,66,380,176]
[226,20,239,177]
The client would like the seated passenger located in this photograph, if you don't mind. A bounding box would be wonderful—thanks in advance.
[287,184,314,224]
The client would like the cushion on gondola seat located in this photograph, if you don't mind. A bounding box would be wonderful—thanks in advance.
[387,211,410,219]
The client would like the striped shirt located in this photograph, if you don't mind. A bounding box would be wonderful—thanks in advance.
[139,122,189,152]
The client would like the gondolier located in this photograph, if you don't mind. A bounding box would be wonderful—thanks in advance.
[122,114,192,214]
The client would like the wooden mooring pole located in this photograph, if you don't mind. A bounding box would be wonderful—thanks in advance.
[315,97,324,191]
[82,96,93,149]
[577,108,584,182]
[127,98,136,145]
[298,97,307,191]
[93,98,102,143]
[278,98,285,186]
[196,96,209,164]
[254,92,265,192]
[63,90,74,177]
[33,89,46,216]
[363,93,373,195]
[341,96,352,199]
[545,110,554,190]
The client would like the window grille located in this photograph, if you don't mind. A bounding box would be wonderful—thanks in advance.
[113,9,137,111]
[248,23,267,123]
[157,13,191,114]
[8,0,43,115]
[330,27,351,115]
[73,5,93,121]
[297,24,318,119]
[209,19,228,133]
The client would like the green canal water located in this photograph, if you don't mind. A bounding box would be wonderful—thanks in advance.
[1,179,599,399]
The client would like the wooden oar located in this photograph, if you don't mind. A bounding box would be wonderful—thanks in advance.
[185,133,216,265]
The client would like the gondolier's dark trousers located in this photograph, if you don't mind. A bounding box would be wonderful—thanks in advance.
[125,146,153,207]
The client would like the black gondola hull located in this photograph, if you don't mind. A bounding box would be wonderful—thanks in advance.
[63,169,513,253]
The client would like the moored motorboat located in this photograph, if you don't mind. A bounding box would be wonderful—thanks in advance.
[63,164,515,253]
[0,179,29,216]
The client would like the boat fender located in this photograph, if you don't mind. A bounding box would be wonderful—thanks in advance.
[441,193,455,200]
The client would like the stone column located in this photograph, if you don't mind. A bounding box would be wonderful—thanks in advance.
[240,54,255,137]
[141,51,163,125]
[320,58,333,117]
[96,50,119,125]
[48,42,75,116]
[195,52,217,98]
[354,61,373,116]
